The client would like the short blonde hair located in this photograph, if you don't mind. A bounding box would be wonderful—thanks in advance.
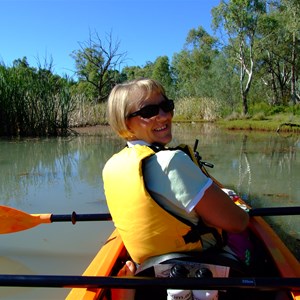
[107,78,167,140]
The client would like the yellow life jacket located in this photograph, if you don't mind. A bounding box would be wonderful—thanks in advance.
[103,144,222,264]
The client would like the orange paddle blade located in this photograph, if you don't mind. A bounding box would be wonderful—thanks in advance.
[0,205,51,234]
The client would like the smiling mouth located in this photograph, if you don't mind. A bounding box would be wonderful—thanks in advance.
[154,125,168,132]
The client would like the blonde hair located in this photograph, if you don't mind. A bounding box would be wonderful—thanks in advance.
[107,78,167,140]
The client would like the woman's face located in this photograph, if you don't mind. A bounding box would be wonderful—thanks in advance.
[125,91,173,145]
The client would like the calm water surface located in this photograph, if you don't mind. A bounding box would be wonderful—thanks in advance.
[0,124,299,299]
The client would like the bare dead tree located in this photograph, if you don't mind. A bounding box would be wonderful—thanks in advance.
[72,30,127,102]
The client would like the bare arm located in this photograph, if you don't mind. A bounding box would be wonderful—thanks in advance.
[194,183,249,233]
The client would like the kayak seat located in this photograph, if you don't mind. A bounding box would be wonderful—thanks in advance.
[135,247,248,277]
[133,234,279,300]
[133,250,247,300]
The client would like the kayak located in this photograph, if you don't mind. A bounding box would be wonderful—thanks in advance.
[66,194,300,300]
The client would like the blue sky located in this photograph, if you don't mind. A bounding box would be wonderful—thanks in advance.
[1,0,220,78]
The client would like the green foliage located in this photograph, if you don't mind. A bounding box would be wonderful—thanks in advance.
[0,58,75,136]
[151,56,173,95]
[71,31,127,103]
[218,112,300,132]
[287,103,300,115]
[174,97,222,121]
[69,95,107,126]
[212,0,267,115]
[269,105,287,115]
[120,57,175,97]
[252,111,267,120]
[172,26,219,100]
[249,102,271,115]
[121,66,147,81]
[2,1,300,136]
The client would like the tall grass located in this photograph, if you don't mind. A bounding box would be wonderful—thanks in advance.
[69,94,107,127]
[69,96,222,126]
[173,97,222,121]
[0,64,75,136]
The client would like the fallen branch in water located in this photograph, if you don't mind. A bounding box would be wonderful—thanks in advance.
[276,123,300,132]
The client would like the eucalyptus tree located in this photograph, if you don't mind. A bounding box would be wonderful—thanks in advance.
[121,57,174,96]
[151,56,174,97]
[121,61,155,80]
[210,49,240,113]
[255,0,300,105]
[280,0,300,104]
[212,0,266,115]
[121,66,144,81]
[71,31,127,103]
[172,26,219,98]
[256,4,291,105]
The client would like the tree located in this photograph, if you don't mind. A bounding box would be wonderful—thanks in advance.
[71,31,127,102]
[121,57,174,96]
[151,56,173,96]
[212,0,266,115]
[280,0,300,104]
[210,49,240,112]
[172,26,219,98]
[256,5,291,105]
[253,0,300,106]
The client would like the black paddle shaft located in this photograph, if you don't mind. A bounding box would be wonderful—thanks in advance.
[249,206,300,217]
[0,275,299,290]
[50,212,112,224]
[49,206,300,224]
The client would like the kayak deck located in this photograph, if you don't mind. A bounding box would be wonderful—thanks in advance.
[66,197,300,300]
[66,229,127,300]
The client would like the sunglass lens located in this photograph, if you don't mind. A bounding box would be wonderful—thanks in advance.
[161,100,174,112]
[139,105,159,118]
[132,100,174,119]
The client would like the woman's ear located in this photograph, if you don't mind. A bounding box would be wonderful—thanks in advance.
[125,120,136,139]
[125,119,132,132]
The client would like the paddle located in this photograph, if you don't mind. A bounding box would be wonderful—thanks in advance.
[1,205,300,234]
[0,205,111,234]
[249,206,300,217]
[0,274,299,290]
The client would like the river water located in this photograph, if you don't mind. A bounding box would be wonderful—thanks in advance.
[0,123,299,299]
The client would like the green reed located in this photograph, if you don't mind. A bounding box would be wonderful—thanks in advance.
[0,64,75,137]
[173,96,222,122]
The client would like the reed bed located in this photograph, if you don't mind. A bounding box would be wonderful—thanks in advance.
[173,96,222,122]
[69,95,107,127]
[69,96,222,127]
[0,65,75,136]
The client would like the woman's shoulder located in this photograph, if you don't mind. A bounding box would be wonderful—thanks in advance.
[148,148,192,170]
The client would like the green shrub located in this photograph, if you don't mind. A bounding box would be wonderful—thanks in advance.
[269,105,287,115]
[252,112,267,120]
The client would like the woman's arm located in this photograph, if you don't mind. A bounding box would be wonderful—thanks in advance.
[194,183,249,233]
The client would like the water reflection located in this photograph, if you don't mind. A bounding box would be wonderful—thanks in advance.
[0,124,299,299]
[1,124,299,232]
[0,135,124,211]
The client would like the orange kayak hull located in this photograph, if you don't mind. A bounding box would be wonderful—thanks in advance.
[66,196,300,300]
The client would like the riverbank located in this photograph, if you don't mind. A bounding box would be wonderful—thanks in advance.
[72,124,111,135]
[217,117,300,133]
[72,116,300,136]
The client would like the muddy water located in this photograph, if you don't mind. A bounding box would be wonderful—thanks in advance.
[0,123,299,299]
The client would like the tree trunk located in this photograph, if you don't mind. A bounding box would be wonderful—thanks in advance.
[290,30,297,104]
[242,92,248,115]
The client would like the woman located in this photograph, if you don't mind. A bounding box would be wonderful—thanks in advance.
[103,78,250,298]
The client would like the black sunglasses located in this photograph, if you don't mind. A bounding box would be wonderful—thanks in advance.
[127,99,174,119]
